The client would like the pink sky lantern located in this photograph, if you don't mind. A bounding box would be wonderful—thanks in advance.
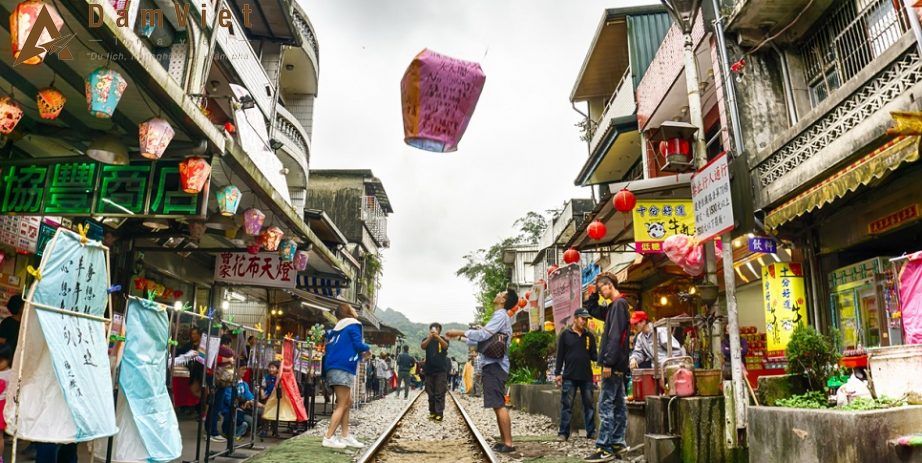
[400,49,486,152]
[0,96,24,135]
[12,1,65,65]
[294,250,309,271]
[243,208,265,236]
[139,117,174,160]
[259,226,284,252]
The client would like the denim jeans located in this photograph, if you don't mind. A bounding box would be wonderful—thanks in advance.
[559,379,596,438]
[398,372,412,398]
[596,374,627,451]
[34,443,77,463]
[207,386,229,436]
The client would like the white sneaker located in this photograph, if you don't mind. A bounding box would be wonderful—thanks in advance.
[341,435,365,448]
[322,436,347,449]
[210,435,227,443]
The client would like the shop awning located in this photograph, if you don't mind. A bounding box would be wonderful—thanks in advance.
[765,136,921,229]
[365,323,403,346]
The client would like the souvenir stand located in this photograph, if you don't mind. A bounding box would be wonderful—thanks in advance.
[261,336,308,438]
[169,306,216,463]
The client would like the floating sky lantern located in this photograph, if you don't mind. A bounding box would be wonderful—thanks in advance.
[563,248,581,265]
[243,208,265,236]
[613,188,637,213]
[0,96,23,135]
[86,67,127,118]
[139,117,174,160]
[36,87,65,120]
[11,1,64,65]
[400,49,486,152]
[178,157,211,194]
[258,226,284,252]
[587,220,607,241]
[294,250,309,271]
[278,239,297,262]
[216,185,242,216]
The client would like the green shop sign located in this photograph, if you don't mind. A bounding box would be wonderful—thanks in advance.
[0,159,209,217]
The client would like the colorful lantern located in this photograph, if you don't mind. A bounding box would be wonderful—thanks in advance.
[517,298,527,309]
[659,138,692,165]
[547,265,559,276]
[563,248,581,264]
[224,122,236,134]
[400,49,486,152]
[258,226,284,252]
[85,67,127,118]
[587,220,607,241]
[12,1,64,65]
[278,239,297,262]
[36,87,65,120]
[294,250,309,271]
[138,117,174,160]
[613,188,637,213]
[247,243,260,255]
[216,185,242,216]
[178,157,211,194]
[243,208,265,235]
[0,97,23,135]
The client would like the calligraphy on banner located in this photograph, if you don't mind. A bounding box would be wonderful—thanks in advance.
[214,252,296,288]
[691,153,735,242]
[527,284,544,332]
[762,263,809,352]
[549,264,582,334]
[632,199,695,254]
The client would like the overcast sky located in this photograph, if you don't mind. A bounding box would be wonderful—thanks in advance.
[308,0,656,324]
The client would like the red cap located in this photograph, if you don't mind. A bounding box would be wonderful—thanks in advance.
[630,311,649,325]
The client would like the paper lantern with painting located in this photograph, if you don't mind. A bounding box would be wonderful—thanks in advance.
[278,239,297,262]
[37,87,65,120]
[139,117,174,160]
[294,250,309,271]
[258,227,284,252]
[11,1,64,65]
[216,185,242,216]
[85,67,127,118]
[400,49,486,153]
[178,157,211,194]
[243,208,265,236]
[0,96,24,135]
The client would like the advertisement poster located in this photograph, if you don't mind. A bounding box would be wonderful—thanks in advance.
[691,153,734,242]
[588,317,605,383]
[632,199,695,254]
[549,264,581,334]
[527,284,544,332]
[762,263,809,351]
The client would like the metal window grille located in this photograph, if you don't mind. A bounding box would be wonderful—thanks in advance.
[801,0,909,106]
[361,196,390,247]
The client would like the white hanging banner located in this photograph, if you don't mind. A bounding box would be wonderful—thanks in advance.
[691,152,735,242]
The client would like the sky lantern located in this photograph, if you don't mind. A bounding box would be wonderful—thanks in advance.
[85,67,127,118]
[259,226,284,252]
[563,248,581,264]
[243,208,265,235]
[400,49,486,152]
[278,239,297,262]
[216,185,242,216]
[36,87,65,120]
[178,157,211,194]
[587,220,607,241]
[294,250,309,271]
[138,117,174,160]
[11,0,64,65]
[613,188,637,213]
[0,96,24,135]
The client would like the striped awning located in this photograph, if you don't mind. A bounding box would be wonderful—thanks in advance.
[765,136,921,230]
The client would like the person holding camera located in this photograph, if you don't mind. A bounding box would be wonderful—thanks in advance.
[421,322,450,421]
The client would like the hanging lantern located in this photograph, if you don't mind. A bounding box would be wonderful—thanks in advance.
[587,220,607,241]
[294,250,309,271]
[85,67,127,118]
[247,243,260,255]
[0,97,23,135]
[613,188,637,213]
[659,138,692,164]
[138,117,174,160]
[178,157,211,194]
[36,87,65,120]
[224,121,236,134]
[243,208,265,235]
[216,185,242,216]
[563,248,581,264]
[400,49,486,152]
[547,264,559,276]
[12,1,64,65]
[278,239,297,262]
[517,298,527,309]
[258,226,284,252]
[525,290,532,300]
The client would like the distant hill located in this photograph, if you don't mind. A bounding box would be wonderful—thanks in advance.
[376,307,471,362]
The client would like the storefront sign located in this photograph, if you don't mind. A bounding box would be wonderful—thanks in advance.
[0,160,208,217]
[691,152,734,242]
[0,216,41,253]
[868,204,919,235]
[549,264,582,334]
[762,263,809,352]
[632,199,695,253]
[527,284,544,332]
[748,236,777,254]
[214,252,296,288]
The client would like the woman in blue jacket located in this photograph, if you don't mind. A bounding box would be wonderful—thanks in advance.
[321,303,371,449]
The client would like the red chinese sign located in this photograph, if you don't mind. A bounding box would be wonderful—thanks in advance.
[214,252,296,288]
[868,204,919,235]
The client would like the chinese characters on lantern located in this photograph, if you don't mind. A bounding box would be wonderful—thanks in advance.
[214,252,296,288]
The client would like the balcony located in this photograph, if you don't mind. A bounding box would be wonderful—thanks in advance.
[279,3,319,106]
[588,68,636,153]
[362,196,390,248]
[216,10,275,117]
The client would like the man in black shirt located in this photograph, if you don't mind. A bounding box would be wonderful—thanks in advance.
[555,308,597,441]
[0,295,23,356]
[420,322,449,421]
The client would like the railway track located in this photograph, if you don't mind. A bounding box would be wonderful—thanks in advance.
[357,391,499,463]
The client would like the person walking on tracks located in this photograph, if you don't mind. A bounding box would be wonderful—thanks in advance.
[421,322,450,421]
[583,273,631,462]
[555,308,598,442]
[396,345,415,399]
[446,288,517,454]
[321,303,371,449]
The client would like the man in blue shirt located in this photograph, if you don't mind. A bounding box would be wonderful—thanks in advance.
[447,288,518,454]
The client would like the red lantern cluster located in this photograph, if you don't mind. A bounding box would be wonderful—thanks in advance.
[587,220,607,241]
[563,248,581,264]
[613,188,636,213]
[659,138,692,163]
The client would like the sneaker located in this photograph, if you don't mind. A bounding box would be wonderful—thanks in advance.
[493,444,516,453]
[435,415,443,422]
[556,434,568,442]
[340,435,365,448]
[209,435,227,443]
[584,449,615,462]
[322,436,347,449]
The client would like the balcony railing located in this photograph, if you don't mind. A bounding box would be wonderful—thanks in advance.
[274,105,311,164]
[292,4,320,64]
[362,196,390,248]
[588,66,634,154]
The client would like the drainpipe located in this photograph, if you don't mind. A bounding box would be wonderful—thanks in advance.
[711,0,745,157]
[770,43,799,126]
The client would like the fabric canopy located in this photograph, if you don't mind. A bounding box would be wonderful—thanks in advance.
[765,136,921,229]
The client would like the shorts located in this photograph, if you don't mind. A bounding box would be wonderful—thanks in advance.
[326,369,356,388]
[482,363,508,409]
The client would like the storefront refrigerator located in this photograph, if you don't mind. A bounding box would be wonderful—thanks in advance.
[828,257,902,350]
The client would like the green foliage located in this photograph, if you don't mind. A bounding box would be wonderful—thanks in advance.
[840,396,907,411]
[775,392,907,411]
[786,325,842,392]
[508,367,537,384]
[376,308,470,360]
[509,331,555,380]
[361,252,383,302]
[775,391,829,409]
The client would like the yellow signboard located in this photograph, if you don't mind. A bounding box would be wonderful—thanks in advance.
[632,199,695,254]
[587,317,604,382]
[762,263,809,352]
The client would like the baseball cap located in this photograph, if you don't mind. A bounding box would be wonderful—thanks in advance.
[630,310,649,325]
[574,308,591,318]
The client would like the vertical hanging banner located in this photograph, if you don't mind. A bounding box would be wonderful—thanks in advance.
[549,264,582,334]
[262,339,307,422]
[5,228,117,442]
[527,284,544,332]
[762,263,809,351]
[691,152,735,242]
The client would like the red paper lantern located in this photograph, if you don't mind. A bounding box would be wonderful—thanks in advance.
[224,121,236,134]
[547,265,559,275]
[258,226,284,252]
[37,87,65,120]
[613,188,636,213]
[247,244,260,254]
[517,298,527,309]
[12,0,64,65]
[659,137,692,164]
[524,290,532,300]
[563,248,581,264]
[587,220,607,241]
[178,156,211,194]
